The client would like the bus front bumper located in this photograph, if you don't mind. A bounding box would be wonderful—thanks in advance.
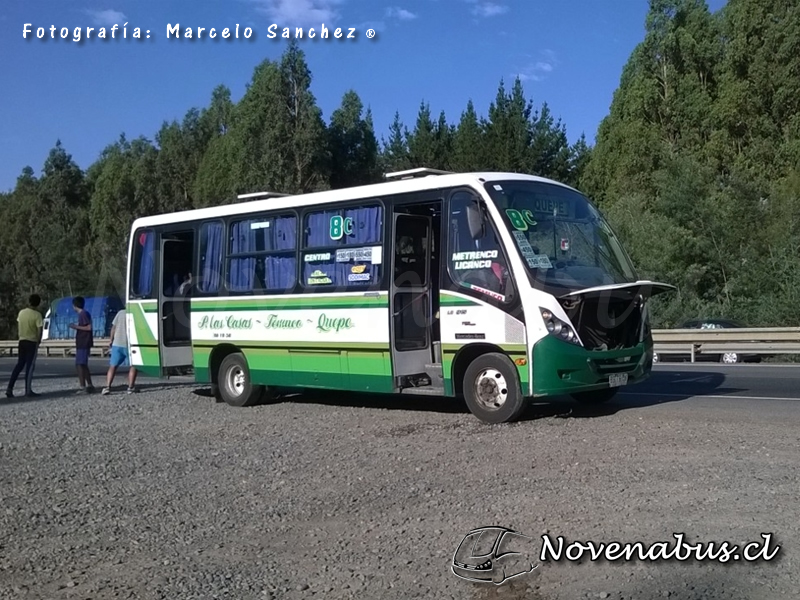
[531,335,653,397]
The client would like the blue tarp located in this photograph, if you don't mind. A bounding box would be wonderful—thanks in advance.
[45,296,124,340]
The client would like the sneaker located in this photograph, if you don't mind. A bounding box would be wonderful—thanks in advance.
[5,390,12,398]
[101,387,111,395]
[127,386,138,394]
[75,387,86,394]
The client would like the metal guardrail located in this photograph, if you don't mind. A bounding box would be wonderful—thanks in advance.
[652,328,800,362]
[0,339,111,358]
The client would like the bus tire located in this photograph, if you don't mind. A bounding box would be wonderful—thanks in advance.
[463,352,527,424]
[571,387,618,405]
[218,352,263,407]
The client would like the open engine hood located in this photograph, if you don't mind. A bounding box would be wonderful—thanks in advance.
[559,280,676,302]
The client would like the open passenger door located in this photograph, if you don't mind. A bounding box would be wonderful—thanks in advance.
[158,238,194,372]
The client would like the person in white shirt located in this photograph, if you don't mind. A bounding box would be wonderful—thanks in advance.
[101,308,138,395]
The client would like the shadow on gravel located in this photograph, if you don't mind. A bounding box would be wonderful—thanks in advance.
[0,390,66,405]
[191,386,472,415]
[517,370,735,421]
[189,370,738,423]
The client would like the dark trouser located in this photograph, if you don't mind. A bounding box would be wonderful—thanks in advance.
[7,340,38,395]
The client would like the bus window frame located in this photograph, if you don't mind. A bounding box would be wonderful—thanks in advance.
[444,188,518,309]
[129,227,157,301]
[222,210,300,296]
[298,198,387,294]
[195,219,226,297]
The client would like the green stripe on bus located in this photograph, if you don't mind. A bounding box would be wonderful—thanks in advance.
[439,294,480,307]
[132,344,160,375]
[131,304,157,345]
[191,295,388,311]
[140,301,158,313]
[193,341,390,351]
[193,346,393,393]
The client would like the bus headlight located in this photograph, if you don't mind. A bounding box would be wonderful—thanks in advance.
[540,308,581,345]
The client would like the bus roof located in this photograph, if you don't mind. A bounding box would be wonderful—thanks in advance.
[130,171,577,230]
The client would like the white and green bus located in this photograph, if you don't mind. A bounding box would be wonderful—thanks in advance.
[125,169,673,423]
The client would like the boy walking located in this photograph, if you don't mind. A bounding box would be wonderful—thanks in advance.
[101,307,138,395]
[68,296,95,393]
[5,294,44,398]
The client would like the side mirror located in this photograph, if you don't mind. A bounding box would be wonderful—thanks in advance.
[466,200,484,240]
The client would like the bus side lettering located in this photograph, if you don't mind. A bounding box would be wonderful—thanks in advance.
[317,313,354,333]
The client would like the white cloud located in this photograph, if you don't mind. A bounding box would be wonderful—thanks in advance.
[357,19,385,31]
[252,0,342,26]
[467,2,509,18]
[517,50,558,82]
[385,7,417,20]
[84,9,127,27]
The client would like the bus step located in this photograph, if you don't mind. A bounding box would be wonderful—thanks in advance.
[399,373,432,388]
[400,386,445,396]
[424,363,444,380]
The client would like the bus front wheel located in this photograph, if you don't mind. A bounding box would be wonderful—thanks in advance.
[571,387,618,405]
[463,353,527,424]
[218,352,263,407]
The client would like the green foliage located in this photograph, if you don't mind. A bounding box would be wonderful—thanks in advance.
[588,0,800,327]
[328,91,381,188]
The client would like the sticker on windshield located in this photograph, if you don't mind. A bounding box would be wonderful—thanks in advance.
[505,209,538,231]
[493,185,503,191]
[513,231,534,252]
[526,255,552,269]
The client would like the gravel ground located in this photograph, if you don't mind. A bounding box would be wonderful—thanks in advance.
[1,371,798,600]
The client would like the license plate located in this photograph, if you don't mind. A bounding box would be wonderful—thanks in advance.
[608,373,628,387]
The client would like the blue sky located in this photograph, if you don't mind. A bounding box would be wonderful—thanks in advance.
[0,0,726,193]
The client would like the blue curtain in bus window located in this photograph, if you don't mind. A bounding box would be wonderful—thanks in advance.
[265,256,297,290]
[229,221,256,292]
[263,216,296,290]
[256,215,297,252]
[306,210,340,247]
[274,215,297,250]
[199,222,223,293]
[137,231,155,296]
[344,206,382,245]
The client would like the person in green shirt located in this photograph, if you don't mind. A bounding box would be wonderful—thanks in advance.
[5,294,44,398]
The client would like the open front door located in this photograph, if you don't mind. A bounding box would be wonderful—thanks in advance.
[390,214,434,386]
[159,237,194,371]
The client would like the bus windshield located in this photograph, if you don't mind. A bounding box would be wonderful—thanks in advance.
[484,180,638,292]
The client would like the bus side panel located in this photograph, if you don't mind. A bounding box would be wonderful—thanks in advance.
[128,299,162,377]
[439,291,529,395]
[190,294,393,393]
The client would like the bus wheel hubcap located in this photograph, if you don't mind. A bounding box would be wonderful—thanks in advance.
[228,367,245,396]
[474,369,508,410]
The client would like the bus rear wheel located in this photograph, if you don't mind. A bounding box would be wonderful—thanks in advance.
[463,352,527,424]
[218,352,264,407]
[571,387,618,405]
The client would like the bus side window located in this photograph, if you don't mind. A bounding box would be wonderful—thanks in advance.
[448,193,511,300]
[198,221,224,294]
[227,215,297,293]
[131,229,155,299]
